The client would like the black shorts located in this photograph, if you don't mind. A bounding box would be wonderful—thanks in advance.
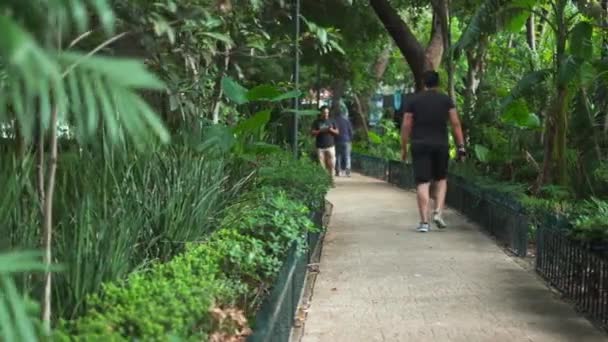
[411,144,449,184]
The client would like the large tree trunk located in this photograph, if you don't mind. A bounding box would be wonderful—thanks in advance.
[369,0,447,91]
[330,79,346,115]
[526,14,536,51]
[355,46,392,138]
[463,38,487,119]
[353,94,370,139]
[442,0,455,100]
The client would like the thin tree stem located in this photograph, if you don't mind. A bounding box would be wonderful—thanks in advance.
[41,108,57,331]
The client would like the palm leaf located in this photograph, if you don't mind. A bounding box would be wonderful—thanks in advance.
[0,251,52,342]
[0,14,169,146]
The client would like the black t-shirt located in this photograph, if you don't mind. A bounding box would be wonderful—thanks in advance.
[312,118,337,148]
[404,90,455,146]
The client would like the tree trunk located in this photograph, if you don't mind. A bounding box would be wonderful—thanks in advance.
[211,47,231,124]
[526,14,536,51]
[37,115,45,215]
[330,79,346,115]
[353,94,370,139]
[42,108,58,331]
[443,0,455,100]
[315,61,321,107]
[369,0,446,91]
[355,46,392,139]
[462,37,487,139]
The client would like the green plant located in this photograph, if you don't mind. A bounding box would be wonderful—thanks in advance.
[57,179,319,340]
[569,198,608,243]
[1,143,248,321]
[257,151,331,209]
[0,251,54,342]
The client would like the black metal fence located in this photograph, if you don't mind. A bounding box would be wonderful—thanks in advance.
[352,152,608,331]
[536,225,608,330]
[352,153,528,257]
[248,207,325,342]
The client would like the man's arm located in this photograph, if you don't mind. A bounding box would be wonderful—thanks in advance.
[311,121,320,136]
[401,112,413,161]
[329,122,339,135]
[448,108,464,146]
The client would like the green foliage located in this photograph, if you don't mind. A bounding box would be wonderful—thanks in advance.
[0,251,52,342]
[0,144,246,320]
[257,151,331,209]
[0,1,169,146]
[353,120,401,161]
[56,157,327,340]
[569,198,608,243]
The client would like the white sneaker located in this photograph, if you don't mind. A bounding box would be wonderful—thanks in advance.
[433,212,447,229]
[417,222,430,233]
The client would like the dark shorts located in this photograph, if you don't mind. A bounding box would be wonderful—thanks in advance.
[411,144,449,184]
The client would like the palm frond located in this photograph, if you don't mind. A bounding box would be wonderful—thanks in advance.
[0,14,169,146]
[0,251,50,342]
[1,0,115,37]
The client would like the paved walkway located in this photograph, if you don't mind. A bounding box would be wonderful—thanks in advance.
[301,174,607,342]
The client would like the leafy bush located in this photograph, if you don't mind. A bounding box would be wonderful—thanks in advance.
[352,119,401,160]
[56,167,327,340]
[0,144,246,320]
[257,151,331,209]
[569,198,608,243]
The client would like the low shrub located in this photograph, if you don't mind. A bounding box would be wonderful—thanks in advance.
[257,151,331,210]
[56,177,326,340]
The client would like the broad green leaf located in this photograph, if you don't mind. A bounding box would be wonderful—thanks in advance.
[199,125,235,153]
[502,69,551,105]
[317,28,328,46]
[502,99,529,124]
[234,109,271,136]
[474,144,490,163]
[284,109,319,116]
[569,21,593,60]
[558,55,582,86]
[504,10,528,33]
[221,77,248,105]
[201,32,234,47]
[524,113,541,128]
[246,85,282,101]
[271,90,301,102]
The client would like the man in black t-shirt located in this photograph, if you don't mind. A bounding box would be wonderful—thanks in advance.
[401,71,466,232]
[311,106,339,179]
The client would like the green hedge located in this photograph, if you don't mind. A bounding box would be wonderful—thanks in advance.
[55,155,330,340]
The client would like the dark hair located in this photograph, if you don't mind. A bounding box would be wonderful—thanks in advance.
[319,105,329,112]
[423,70,440,88]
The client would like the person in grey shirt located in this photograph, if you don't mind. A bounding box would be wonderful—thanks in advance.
[333,111,354,177]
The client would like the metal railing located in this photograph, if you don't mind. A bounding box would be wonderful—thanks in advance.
[536,225,608,330]
[248,206,325,342]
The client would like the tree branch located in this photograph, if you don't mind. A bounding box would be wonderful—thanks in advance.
[369,0,427,90]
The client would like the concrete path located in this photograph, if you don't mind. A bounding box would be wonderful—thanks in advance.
[301,174,607,342]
